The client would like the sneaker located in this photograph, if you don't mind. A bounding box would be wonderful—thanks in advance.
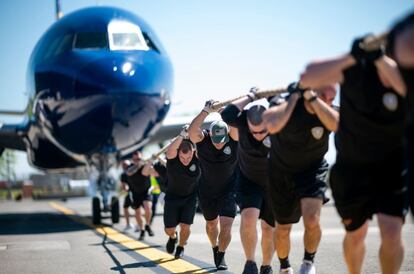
[134,226,140,232]
[145,224,154,236]
[138,230,145,241]
[124,224,134,231]
[174,246,184,259]
[212,246,219,266]
[279,267,293,274]
[166,234,177,254]
[242,260,258,274]
[299,260,315,274]
[260,265,273,274]
[215,251,228,270]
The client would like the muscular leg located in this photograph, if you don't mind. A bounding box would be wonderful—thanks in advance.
[343,220,369,274]
[178,223,191,247]
[143,201,152,225]
[240,208,260,261]
[135,207,144,230]
[377,214,404,274]
[261,220,274,266]
[301,198,323,254]
[164,227,177,238]
[124,207,130,226]
[206,218,219,248]
[218,216,234,252]
[274,223,292,259]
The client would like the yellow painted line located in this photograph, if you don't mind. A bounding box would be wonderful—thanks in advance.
[49,202,209,273]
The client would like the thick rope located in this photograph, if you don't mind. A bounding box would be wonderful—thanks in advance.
[359,32,388,51]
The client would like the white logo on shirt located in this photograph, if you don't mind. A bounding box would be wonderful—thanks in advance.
[189,164,196,172]
[383,92,398,112]
[311,127,324,140]
[262,136,271,148]
[223,146,232,155]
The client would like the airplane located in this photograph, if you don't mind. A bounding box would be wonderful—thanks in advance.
[0,2,181,224]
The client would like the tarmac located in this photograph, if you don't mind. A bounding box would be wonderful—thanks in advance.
[0,197,413,273]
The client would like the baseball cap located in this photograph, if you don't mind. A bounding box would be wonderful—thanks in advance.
[209,120,229,144]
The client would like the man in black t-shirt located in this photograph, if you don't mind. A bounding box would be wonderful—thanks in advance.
[119,160,135,231]
[262,83,338,274]
[389,12,414,216]
[126,151,155,240]
[300,35,407,274]
[221,89,274,274]
[152,126,202,259]
[189,101,239,271]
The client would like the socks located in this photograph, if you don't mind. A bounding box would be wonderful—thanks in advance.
[304,250,316,262]
[279,256,291,269]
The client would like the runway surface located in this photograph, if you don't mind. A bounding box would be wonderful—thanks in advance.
[0,197,413,273]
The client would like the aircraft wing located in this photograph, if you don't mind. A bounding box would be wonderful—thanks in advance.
[0,123,27,156]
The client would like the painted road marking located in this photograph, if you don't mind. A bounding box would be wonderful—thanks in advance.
[49,202,210,273]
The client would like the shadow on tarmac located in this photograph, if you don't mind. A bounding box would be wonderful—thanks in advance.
[0,213,89,235]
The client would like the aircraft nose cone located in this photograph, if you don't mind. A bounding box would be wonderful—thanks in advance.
[74,54,171,97]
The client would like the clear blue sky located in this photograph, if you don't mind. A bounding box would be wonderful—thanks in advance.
[0,0,412,178]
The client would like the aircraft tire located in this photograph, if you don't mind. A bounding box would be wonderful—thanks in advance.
[92,196,101,224]
[111,196,120,224]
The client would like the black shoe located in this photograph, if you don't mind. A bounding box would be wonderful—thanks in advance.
[166,234,177,254]
[212,246,219,266]
[145,224,154,236]
[259,265,273,274]
[215,251,228,270]
[242,260,258,274]
[174,246,184,259]
[138,230,145,241]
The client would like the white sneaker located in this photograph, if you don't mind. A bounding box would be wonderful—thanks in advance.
[280,267,293,274]
[123,224,134,231]
[299,260,316,274]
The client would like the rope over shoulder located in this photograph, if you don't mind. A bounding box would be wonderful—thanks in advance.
[359,32,388,51]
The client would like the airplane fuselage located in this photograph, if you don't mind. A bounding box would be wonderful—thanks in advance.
[20,6,173,170]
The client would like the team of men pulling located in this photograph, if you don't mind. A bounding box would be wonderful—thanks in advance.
[119,12,413,274]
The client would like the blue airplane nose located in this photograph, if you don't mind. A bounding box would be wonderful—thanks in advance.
[73,53,172,97]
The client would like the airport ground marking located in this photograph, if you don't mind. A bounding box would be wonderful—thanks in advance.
[49,201,210,273]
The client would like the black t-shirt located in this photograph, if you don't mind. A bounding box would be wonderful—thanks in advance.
[126,166,151,194]
[120,172,128,184]
[269,96,330,172]
[221,104,270,186]
[336,61,405,163]
[196,130,238,197]
[399,67,414,126]
[166,156,201,197]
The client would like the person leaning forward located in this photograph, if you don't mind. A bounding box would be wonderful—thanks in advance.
[262,82,338,274]
[221,87,274,274]
[188,100,239,271]
[300,33,407,274]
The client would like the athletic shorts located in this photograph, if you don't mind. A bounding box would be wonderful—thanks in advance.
[268,162,328,225]
[330,156,408,231]
[198,191,237,221]
[129,191,151,210]
[237,172,274,227]
[163,192,197,228]
[123,194,131,209]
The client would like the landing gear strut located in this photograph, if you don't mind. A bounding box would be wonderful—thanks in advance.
[91,155,120,225]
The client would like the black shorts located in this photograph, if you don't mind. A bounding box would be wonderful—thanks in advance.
[330,157,408,231]
[163,193,197,228]
[198,191,237,221]
[268,161,328,225]
[237,172,274,227]
[123,195,131,209]
[129,191,151,210]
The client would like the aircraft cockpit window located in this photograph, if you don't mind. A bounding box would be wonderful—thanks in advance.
[108,21,149,51]
[74,32,108,49]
